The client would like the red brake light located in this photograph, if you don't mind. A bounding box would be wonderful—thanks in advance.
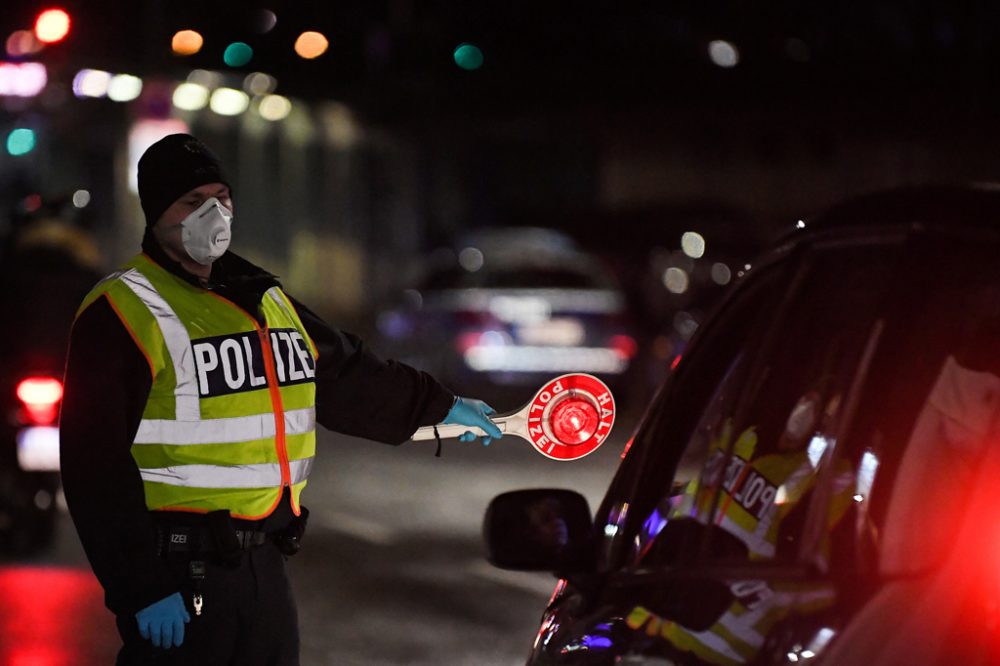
[610,334,638,359]
[17,377,63,425]
[621,435,635,460]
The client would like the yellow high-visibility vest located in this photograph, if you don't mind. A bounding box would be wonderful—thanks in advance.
[77,253,318,519]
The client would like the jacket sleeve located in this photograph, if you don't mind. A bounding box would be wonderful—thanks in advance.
[59,295,179,617]
[287,295,455,444]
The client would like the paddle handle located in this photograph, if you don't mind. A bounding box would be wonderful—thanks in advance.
[411,409,525,441]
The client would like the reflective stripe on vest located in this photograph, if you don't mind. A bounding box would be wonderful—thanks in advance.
[662,621,746,665]
[81,253,318,519]
[134,407,315,445]
[118,268,201,420]
[140,457,314,489]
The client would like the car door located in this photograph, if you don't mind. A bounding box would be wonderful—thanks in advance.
[527,251,792,666]
[530,234,907,666]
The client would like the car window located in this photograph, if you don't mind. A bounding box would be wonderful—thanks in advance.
[632,242,900,568]
[593,260,787,570]
[833,238,1000,576]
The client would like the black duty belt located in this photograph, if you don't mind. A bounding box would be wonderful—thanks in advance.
[158,524,271,554]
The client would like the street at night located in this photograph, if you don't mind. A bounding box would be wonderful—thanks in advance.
[1,416,635,665]
[6,2,1000,665]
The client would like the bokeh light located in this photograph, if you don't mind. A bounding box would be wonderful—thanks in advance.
[708,40,739,68]
[72,69,111,98]
[258,94,292,121]
[244,72,277,95]
[72,190,91,208]
[254,9,278,34]
[663,267,690,294]
[6,129,37,157]
[209,87,250,116]
[223,42,253,67]
[459,247,485,272]
[680,231,706,259]
[171,30,203,56]
[34,9,71,44]
[6,30,43,57]
[453,43,484,70]
[294,32,329,59]
[0,62,48,97]
[172,82,209,110]
[107,74,143,102]
[711,262,732,285]
[186,69,222,89]
[673,311,699,339]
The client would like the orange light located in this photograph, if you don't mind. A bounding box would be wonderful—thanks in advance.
[17,377,63,425]
[34,9,71,44]
[172,29,204,56]
[294,31,329,59]
[6,30,43,57]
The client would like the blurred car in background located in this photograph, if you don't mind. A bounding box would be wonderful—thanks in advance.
[505,202,765,406]
[0,195,102,554]
[482,186,1000,665]
[376,227,638,407]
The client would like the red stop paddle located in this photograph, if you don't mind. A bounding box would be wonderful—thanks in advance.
[411,373,616,461]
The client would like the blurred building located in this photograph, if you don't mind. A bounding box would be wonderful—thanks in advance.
[3,0,1000,337]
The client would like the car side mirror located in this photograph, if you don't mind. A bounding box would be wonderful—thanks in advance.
[484,489,593,573]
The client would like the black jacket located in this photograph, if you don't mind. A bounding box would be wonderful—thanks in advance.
[60,232,454,617]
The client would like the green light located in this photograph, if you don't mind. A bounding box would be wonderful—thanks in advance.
[6,129,36,156]
[223,42,253,68]
[453,43,483,71]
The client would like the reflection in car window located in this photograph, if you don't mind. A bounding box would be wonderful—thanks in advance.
[634,246,903,572]
[632,354,749,566]
[624,245,899,666]
[615,267,784,570]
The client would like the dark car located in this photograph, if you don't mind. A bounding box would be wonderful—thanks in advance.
[483,185,1000,665]
[376,227,638,406]
[0,211,103,553]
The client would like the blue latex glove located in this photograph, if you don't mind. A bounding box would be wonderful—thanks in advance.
[443,397,503,446]
[136,592,190,649]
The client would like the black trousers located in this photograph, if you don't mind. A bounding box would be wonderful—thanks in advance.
[115,542,299,666]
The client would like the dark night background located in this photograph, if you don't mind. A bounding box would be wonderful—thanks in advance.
[2,2,1000,664]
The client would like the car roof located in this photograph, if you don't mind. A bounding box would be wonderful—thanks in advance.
[454,227,580,253]
[801,184,1000,238]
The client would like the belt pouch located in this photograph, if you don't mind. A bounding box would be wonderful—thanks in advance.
[275,506,309,556]
[206,509,243,567]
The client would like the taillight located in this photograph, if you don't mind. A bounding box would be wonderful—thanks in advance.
[609,334,638,359]
[16,377,63,426]
[454,310,495,326]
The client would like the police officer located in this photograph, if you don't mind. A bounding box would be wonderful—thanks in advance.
[59,134,503,665]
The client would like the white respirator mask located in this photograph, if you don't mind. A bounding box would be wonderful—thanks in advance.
[180,197,233,265]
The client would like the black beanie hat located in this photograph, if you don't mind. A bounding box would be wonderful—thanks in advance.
[137,133,231,226]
